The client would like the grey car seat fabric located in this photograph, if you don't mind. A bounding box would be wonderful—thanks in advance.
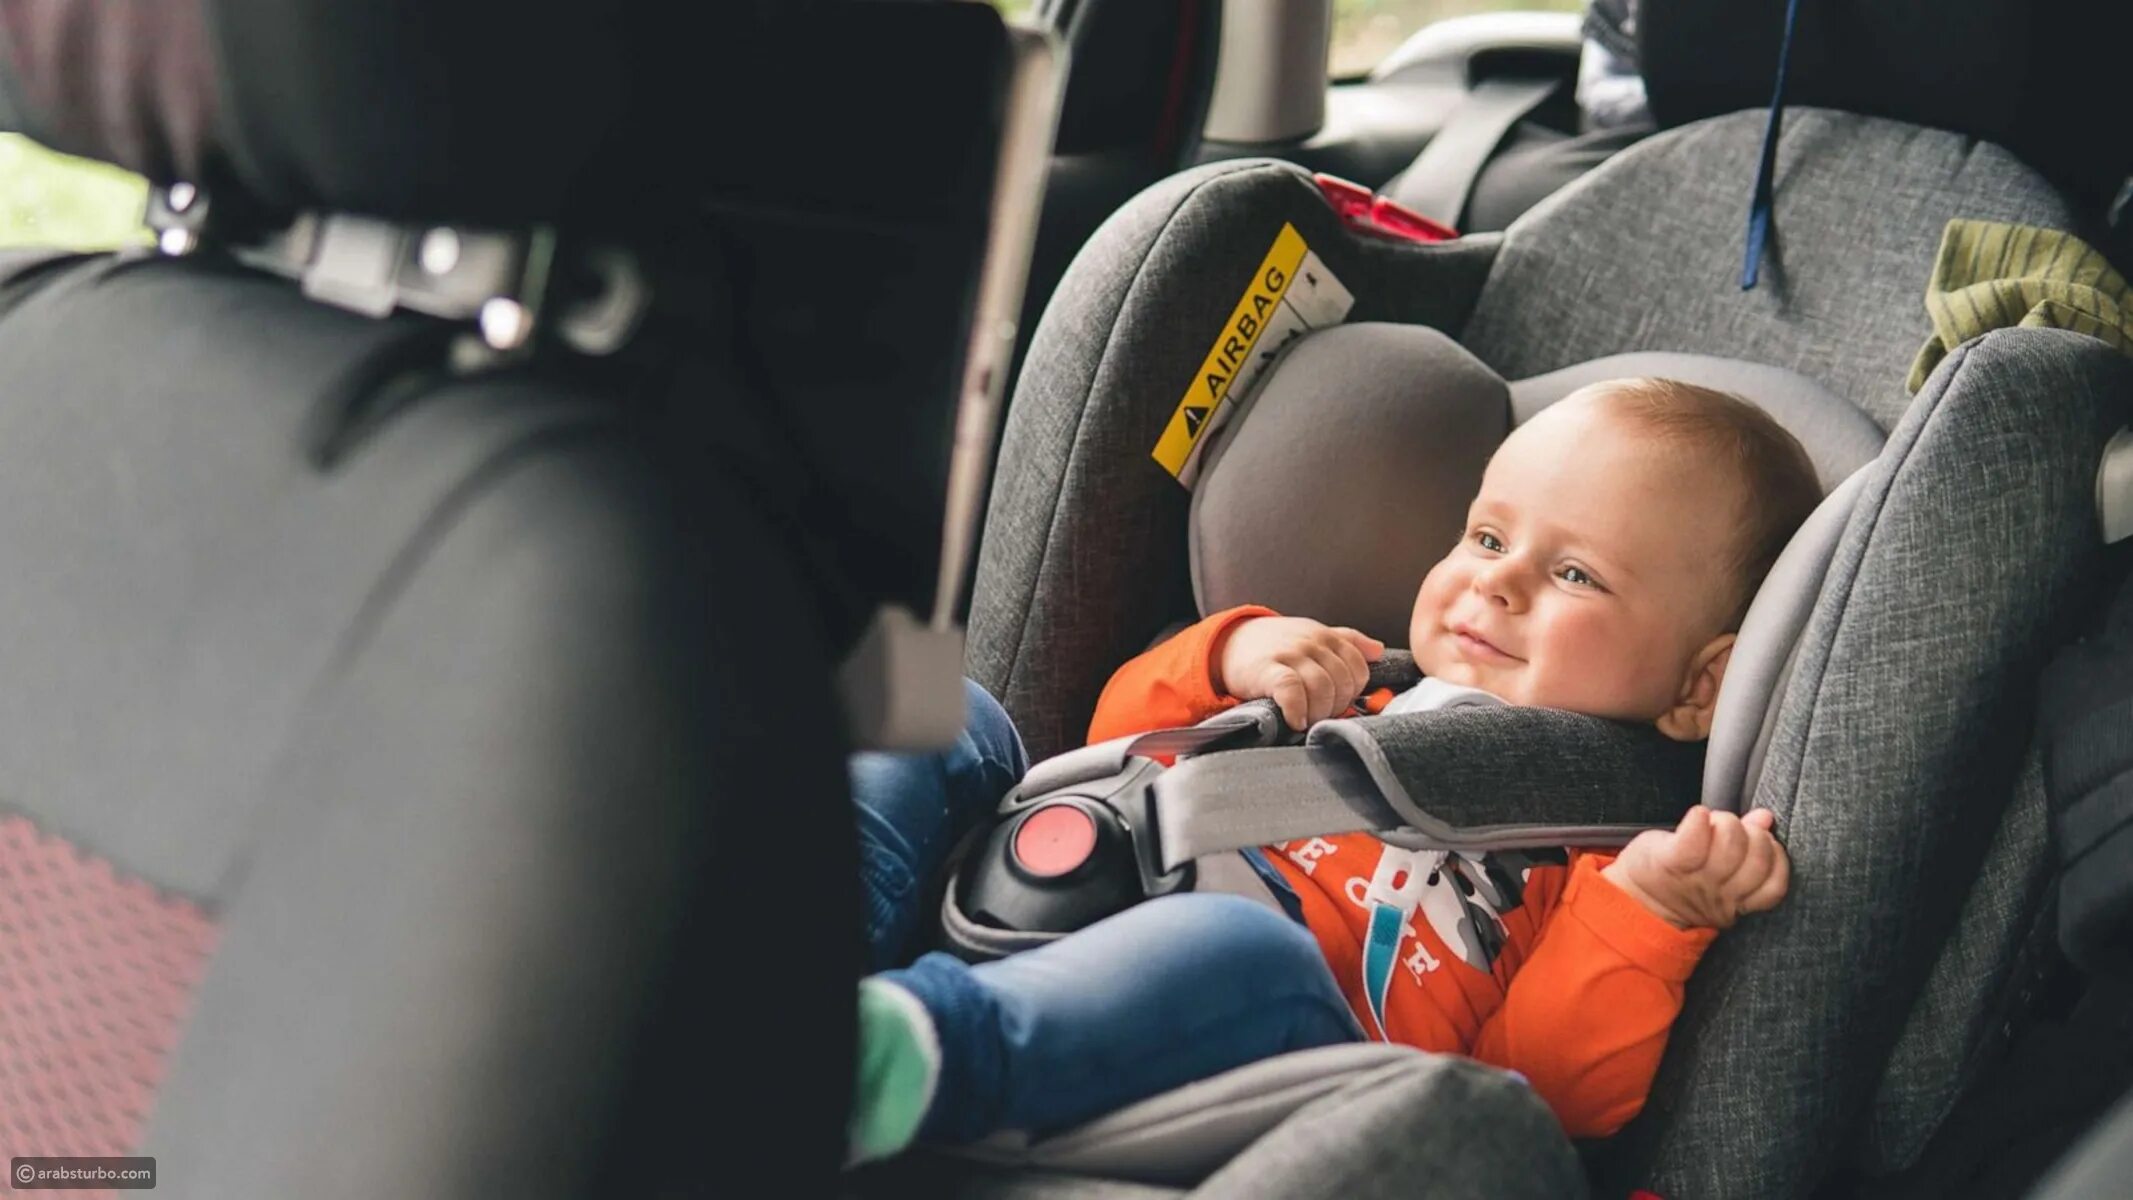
[2030,1083,2133,1200]
[870,1046,1585,1200]
[1459,108,2079,429]
[0,250,857,1200]
[968,106,2129,1197]
[0,3,863,1196]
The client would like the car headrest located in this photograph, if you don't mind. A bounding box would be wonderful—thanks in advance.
[1636,0,2131,206]
[1188,323,1885,806]
[0,0,627,225]
[1049,0,1217,159]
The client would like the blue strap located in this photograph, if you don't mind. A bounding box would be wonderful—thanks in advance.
[1741,0,1804,290]
[1361,902,1405,1037]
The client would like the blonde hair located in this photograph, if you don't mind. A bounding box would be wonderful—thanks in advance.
[1582,378,1822,625]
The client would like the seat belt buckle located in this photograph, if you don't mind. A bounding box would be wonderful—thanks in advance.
[1360,844,1433,916]
[1312,174,1459,244]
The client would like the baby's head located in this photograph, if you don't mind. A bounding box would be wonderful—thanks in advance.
[1408,378,1820,741]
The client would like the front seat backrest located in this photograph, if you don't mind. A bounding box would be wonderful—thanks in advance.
[0,2,858,1195]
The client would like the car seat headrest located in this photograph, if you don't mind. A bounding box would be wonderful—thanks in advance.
[1190,324,1510,645]
[1636,0,2131,207]
[1189,323,1886,808]
[1191,323,1882,639]
[1508,352,1883,492]
[0,0,626,225]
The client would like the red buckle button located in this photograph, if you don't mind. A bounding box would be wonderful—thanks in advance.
[1012,805,1098,878]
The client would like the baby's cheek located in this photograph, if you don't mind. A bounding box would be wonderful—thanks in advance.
[1531,611,1665,714]
[1407,572,1451,648]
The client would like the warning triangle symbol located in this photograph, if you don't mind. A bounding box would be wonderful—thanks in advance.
[1183,405,1210,437]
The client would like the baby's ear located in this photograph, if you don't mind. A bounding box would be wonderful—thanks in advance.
[1656,634,1736,742]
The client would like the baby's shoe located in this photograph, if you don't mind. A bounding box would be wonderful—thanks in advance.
[847,977,941,1167]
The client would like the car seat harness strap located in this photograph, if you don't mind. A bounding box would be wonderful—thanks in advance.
[1359,844,1440,1039]
[944,697,1704,957]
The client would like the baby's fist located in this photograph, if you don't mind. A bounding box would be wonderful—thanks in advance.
[1601,806,1790,930]
[1215,617,1384,731]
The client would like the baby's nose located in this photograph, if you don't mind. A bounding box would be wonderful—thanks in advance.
[1472,561,1527,608]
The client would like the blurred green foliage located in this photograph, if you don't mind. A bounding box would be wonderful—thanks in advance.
[1333,0,1583,76]
[0,134,149,250]
[990,1,1584,77]
[2,3,1585,250]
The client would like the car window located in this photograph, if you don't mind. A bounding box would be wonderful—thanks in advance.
[0,133,149,251]
[1333,0,1584,79]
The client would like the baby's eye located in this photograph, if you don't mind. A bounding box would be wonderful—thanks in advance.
[1474,531,1504,553]
[1558,565,1599,588]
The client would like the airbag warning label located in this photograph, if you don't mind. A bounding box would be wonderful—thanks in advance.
[1151,222,1353,485]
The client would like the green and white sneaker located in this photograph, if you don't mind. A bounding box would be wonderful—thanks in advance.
[847,978,941,1168]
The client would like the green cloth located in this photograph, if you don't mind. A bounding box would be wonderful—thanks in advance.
[1908,219,2133,393]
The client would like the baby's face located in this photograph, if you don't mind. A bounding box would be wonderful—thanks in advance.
[1408,396,1744,721]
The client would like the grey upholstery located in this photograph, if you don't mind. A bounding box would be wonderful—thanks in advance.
[2029,1083,2133,1200]
[1507,351,1884,488]
[0,253,856,1193]
[1615,327,2123,1196]
[1701,468,1869,812]
[969,103,2126,1198]
[1192,323,1508,645]
[958,1045,1427,1184]
[880,1047,1582,1200]
[1461,108,2075,430]
[969,161,1504,762]
[1181,1049,1584,1199]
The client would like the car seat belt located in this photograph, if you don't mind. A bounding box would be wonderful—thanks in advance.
[947,697,1702,958]
[1390,76,1562,230]
[1002,697,1701,876]
[1149,745,1398,864]
[1740,0,1802,289]
[1147,719,1696,868]
[1357,844,1446,1038]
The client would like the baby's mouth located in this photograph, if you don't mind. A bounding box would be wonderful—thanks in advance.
[1450,624,1522,663]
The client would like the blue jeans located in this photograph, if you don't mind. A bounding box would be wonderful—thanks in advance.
[852,678,1033,971]
[855,679,1364,1143]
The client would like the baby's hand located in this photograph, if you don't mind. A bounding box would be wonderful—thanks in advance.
[1600,807,1790,930]
[1215,617,1385,731]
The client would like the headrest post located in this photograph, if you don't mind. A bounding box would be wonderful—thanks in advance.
[147,183,211,257]
[2099,427,2133,545]
[149,208,650,364]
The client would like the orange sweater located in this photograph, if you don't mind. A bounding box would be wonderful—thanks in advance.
[1089,606,1716,1138]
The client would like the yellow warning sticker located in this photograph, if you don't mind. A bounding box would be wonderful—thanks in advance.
[1151,223,1353,485]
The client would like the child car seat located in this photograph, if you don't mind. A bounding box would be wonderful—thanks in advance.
[956,3,2133,1196]
[939,318,1878,968]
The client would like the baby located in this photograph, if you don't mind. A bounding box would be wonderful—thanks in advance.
[847,378,1823,1164]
